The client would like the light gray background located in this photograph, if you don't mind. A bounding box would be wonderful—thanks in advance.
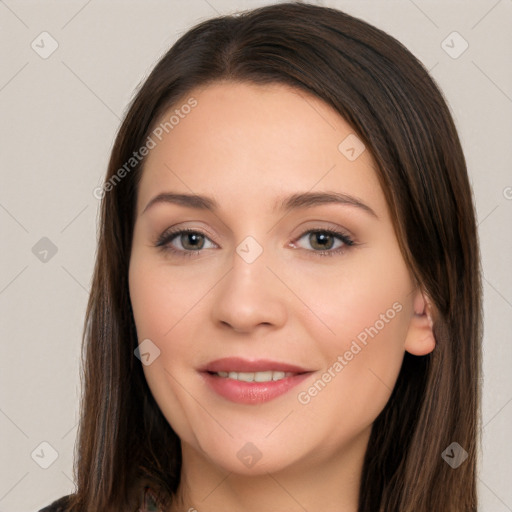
[0,1,511,511]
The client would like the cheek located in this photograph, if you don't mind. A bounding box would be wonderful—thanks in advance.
[141,356,199,447]
[129,260,203,444]
[291,250,411,426]
[286,245,411,345]
[129,256,210,341]
[295,307,408,445]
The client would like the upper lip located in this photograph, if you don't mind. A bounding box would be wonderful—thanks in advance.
[200,357,312,374]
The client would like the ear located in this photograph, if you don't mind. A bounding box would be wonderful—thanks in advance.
[404,290,436,356]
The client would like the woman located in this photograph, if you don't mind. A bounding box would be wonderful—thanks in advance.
[39,2,482,511]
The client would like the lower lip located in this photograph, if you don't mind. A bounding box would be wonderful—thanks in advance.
[201,372,312,404]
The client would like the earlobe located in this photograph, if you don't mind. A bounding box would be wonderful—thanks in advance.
[404,291,436,356]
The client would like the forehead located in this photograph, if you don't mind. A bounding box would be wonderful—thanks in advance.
[136,81,386,219]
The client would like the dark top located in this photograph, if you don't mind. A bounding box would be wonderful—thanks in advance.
[37,486,163,511]
[38,494,71,512]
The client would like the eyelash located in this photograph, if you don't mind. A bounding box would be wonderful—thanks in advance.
[155,227,355,258]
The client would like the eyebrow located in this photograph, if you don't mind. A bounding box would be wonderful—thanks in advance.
[142,191,378,218]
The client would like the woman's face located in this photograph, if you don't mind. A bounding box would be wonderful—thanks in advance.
[129,81,434,476]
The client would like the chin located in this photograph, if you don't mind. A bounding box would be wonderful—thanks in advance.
[187,428,312,477]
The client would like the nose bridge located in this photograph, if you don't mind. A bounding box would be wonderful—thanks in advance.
[227,237,273,305]
[210,235,287,332]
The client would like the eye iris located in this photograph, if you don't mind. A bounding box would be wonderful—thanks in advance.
[181,232,204,250]
[309,231,334,250]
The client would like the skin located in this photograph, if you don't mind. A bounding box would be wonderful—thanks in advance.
[128,81,435,512]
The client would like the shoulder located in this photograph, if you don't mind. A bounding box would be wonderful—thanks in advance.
[36,485,166,512]
[38,494,72,512]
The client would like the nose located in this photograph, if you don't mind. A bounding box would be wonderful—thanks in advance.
[210,248,288,334]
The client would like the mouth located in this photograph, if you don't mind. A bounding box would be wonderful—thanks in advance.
[199,357,314,404]
[209,370,299,382]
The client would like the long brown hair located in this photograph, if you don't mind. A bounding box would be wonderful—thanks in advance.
[66,2,482,511]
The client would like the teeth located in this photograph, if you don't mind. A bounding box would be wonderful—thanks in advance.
[255,371,273,382]
[215,370,294,382]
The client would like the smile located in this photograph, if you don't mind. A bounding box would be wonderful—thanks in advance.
[199,357,314,404]
[213,370,296,382]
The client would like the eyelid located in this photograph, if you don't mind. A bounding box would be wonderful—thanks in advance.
[154,226,218,250]
[291,217,355,239]
[154,222,357,257]
[289,227,355,256]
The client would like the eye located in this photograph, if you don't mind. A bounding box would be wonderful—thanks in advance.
[155,228,216,256]
[292,229,355,257]
[155,227,355,258]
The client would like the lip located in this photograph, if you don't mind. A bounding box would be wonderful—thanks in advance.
[200,357,312,374]
[199,357,314,405]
